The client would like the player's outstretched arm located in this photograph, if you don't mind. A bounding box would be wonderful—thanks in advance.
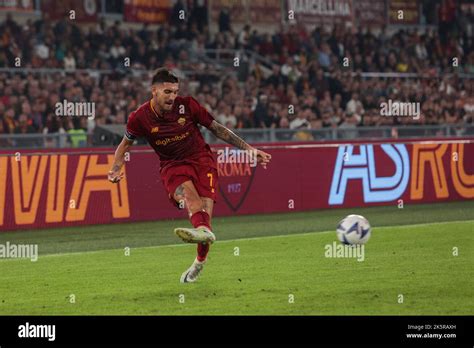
[108,136,134,183]
[208,120,272,169]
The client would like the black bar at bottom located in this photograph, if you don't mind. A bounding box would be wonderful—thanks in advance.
[0,316,472,346]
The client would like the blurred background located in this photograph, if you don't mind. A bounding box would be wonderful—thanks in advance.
[0,0,473,148]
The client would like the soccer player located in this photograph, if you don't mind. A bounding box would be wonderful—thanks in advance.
[108,68,271,283]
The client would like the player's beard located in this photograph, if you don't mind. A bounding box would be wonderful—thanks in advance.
[159,99,174,112]
[153,98,173,114]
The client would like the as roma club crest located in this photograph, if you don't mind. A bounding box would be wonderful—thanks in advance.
[177,117,186,126]
[215,150,258,212]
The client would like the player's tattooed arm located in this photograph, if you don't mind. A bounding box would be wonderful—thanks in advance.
[208,120,252,151]
[108,136,134,183]
[208,120,272,169]
[111,164,121,172]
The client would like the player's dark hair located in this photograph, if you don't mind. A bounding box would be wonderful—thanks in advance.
[151,68,179,85]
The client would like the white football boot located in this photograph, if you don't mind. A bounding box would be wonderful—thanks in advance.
[174,226,216,244]
[180,258,205,283]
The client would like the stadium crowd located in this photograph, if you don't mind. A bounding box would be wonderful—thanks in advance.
[0,10,473,146]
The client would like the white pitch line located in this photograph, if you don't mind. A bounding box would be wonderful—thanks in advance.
[0,219,472,261]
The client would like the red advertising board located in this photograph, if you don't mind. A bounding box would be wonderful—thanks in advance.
[0,139,473,231]
[41,0,99,22]
[124,0,171,23]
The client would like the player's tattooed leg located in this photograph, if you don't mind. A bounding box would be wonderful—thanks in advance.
[175,180,204,216]
[201,197,214,220]
[173,184,186,209]
[175,184,185,196]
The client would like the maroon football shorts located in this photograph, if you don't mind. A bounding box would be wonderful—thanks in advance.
[160,154,218,208]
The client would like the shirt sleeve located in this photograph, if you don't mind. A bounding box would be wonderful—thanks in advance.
[125,111,144,140]
[188,96,215,128]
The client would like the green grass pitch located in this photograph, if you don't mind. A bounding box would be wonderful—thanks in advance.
[0,201,473,315]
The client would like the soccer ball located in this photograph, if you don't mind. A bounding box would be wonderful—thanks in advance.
[336,214,371,245]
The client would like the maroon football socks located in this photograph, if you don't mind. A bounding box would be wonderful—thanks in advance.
[197,243,210,262]
[190,210,212,230]
[190,210,212,262]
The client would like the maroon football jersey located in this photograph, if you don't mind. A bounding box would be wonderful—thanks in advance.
[125,96,215,170]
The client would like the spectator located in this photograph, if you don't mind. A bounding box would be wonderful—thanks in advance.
[237,106,254,128]
[3,108,17,133]
[237,25,251,50]
[217,104,237,129]
[64,51,76,70]
[338,113,359,139]
[290,108,311,130]
[67,118,87,147]
[279,116,290,129]
[346,93,365,115]
[0,120,11,147]
[218,7,231,32]
[14,114,37,147]
[265,64,288,88]
[253,94,271,128]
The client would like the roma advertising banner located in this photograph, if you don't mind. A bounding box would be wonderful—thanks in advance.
[0,0,34,12]
[286,0,353,27]
[0,139,473,231]
[123,0,171,23]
